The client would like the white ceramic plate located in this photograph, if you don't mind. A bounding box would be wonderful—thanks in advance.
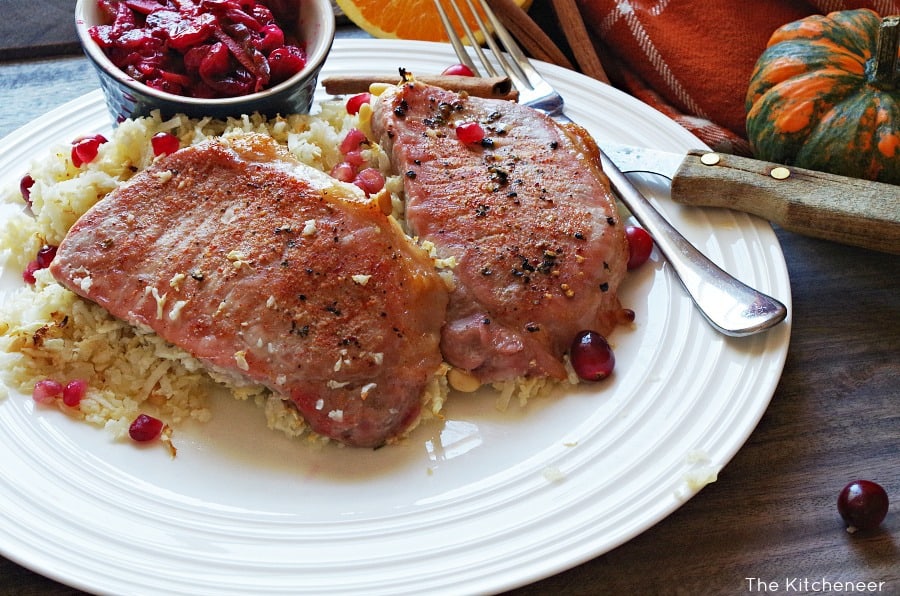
[0,39,791,595]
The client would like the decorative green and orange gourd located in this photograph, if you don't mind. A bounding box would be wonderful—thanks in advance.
[746,9,899,185]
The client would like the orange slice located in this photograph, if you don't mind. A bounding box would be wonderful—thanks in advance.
[335,0,532,43]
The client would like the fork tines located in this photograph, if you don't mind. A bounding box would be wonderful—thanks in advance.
[433,0,532,88]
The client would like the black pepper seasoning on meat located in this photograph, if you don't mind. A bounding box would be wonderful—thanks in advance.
[290,321,310,337]
[537,251,558,274]
[488,166,509,187]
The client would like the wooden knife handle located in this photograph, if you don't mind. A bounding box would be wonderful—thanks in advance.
[669,150,900,255]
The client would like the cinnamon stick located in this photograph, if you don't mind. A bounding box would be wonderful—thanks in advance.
[485,0,574,70]
[321,74,519,100]
[549,0,610,83]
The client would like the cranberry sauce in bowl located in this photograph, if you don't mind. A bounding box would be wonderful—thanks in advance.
[75,0,335,122]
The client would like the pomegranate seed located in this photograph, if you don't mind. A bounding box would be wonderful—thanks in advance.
[625,225,653,270]
[129,414,165,442]
[353,168,385,196]
[32,379,63,404]
[343,150,365,168]
[441,63,475,77]
[22,260,41,285]
[345,92,373,115]
[62,379,88,407]
[20,174,35,207]
[71,134,108,167]
[569,330,615,381]
[838,480,889,532]
[456,121,485,144]
[151,131,180,157]
[330,161,356,183]
[22,245,58,284]
[339,128,368,154]
[35,245,57,269]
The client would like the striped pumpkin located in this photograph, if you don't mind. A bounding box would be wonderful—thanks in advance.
[746,9,899,184]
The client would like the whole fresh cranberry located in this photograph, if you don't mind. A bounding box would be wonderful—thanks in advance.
[570,330,615,381]
[838,480,889,532]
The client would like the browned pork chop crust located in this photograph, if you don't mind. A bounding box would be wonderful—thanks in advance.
[371,82,629,383]
[50,134,448,447]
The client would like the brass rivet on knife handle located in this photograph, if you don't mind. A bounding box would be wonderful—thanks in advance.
[770,166,791,180]
[700,152,721,166]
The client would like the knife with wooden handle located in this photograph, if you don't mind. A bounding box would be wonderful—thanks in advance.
[602,144,900,255]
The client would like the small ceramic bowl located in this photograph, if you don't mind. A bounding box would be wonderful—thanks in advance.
[75,0,335,124]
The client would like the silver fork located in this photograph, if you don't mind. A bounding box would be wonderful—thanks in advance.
[434,0,787,337]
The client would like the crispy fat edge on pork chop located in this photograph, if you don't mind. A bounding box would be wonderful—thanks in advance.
[370,81,630,385]
[49,133,450,448]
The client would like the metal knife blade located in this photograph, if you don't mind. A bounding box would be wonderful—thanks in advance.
[601,142,687,179]
[601,142,900,255]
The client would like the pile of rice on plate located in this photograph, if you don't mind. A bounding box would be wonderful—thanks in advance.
[0,99,566,452]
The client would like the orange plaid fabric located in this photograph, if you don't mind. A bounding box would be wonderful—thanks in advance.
[576,0,900,154]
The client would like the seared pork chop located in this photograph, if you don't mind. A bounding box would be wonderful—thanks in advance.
[371,82,629,383]
[50,133,448,448]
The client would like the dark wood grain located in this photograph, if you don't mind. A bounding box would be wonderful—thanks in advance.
[0,0,81,60]
[508,229,900,594]
[1,34,898,596]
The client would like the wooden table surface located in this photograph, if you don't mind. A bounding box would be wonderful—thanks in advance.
[1,14,898,596]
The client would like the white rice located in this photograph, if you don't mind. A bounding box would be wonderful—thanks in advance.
[0,98,559,450]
